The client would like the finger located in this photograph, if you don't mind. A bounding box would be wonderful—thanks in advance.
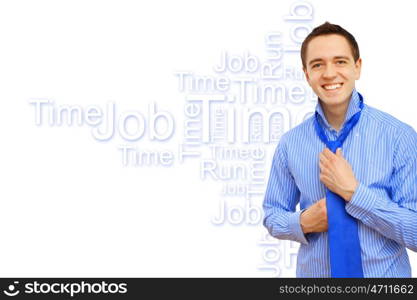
[319,161,330,172]
[320,166,331,177]
[319,174,327,183]
[319,152,329,164]
[322,148,330,157]
[336,148,343,157]
[323,148,335,160]
[319,156,325,166]
[320,155,334,173]
[320,174,333,185]
[317,199,326,209]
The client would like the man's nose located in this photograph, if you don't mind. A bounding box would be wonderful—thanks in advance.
[322,64,337,78]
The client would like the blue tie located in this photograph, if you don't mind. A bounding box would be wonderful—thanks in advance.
[314,93,364,278]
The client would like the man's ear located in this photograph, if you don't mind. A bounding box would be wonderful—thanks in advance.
[303,67,311,84]
[354,58,362,80]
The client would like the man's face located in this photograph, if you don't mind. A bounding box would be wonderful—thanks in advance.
[303,34,362,107]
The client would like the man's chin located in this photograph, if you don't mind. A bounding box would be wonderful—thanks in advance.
[318,95,346,106]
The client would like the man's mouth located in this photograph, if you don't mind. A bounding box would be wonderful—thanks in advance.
[321,83,343,90]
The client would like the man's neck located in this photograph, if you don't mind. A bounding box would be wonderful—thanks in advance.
[320,99,350,132]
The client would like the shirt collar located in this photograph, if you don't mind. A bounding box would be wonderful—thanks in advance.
[315,88,361,130]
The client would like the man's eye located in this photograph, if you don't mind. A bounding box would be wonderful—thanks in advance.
[312,63,322,68]
[336,60,347,64]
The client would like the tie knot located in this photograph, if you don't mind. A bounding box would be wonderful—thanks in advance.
[329,141,341,152]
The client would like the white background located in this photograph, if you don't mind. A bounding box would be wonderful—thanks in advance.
[0,0,416,277]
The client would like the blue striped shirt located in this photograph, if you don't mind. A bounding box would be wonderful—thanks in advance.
[263,89,417,277]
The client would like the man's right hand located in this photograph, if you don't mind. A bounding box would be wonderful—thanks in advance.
[300,198,328,234]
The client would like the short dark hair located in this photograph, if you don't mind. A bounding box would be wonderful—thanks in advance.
[301,21,360,69]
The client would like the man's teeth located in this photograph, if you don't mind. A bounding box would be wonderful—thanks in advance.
[323,83,342,90]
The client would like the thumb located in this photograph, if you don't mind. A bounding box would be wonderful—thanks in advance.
[336,148,343,156]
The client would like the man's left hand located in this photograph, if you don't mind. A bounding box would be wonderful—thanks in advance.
[319,148,359,202]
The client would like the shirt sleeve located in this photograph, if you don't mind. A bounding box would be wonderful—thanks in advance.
[263,136,309,245]
[345,125,417,252]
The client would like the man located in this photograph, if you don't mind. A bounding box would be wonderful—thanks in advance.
[263,22,417,277]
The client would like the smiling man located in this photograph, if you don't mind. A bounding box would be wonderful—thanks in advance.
[263,22,417,277]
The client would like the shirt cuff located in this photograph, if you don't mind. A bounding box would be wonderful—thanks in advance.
[288,209,309,245]
[345,182,377,221]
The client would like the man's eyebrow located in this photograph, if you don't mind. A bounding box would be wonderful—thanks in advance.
[308,56,351,66]
[308,58,323,66]
[334,56,350,60]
